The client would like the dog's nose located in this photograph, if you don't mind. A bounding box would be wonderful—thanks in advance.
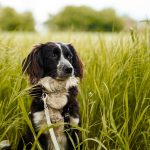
[65,67,73,74]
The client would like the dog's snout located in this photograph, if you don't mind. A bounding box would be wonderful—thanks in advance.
[64,67,73,74]
[57,55,74,78]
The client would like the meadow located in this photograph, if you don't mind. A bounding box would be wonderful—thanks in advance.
[0,30,150,150]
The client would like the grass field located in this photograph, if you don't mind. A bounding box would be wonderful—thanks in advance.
[0,29,150,150]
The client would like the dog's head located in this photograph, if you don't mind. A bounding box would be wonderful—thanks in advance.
[22,42,83,84]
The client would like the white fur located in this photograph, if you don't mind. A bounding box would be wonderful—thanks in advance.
[70,117,79,125]
[55,43,62,51]
[39,76,78,91]
[0,140,10,149]
[65,76,79,89]
[39,76,78,109]
[33,111,45,131]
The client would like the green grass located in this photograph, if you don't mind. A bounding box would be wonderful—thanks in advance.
[0,29,150,150]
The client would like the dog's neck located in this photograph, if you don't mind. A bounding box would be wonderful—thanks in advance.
[39,76,79,93]
[38,76,79,109]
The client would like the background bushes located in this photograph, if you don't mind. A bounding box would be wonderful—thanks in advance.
[46,6,125,32]
[0,7,35,31]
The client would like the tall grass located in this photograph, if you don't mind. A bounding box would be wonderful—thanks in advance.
[0,29,150,149]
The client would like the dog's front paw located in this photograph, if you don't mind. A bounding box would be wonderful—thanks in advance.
[70,116,79,125]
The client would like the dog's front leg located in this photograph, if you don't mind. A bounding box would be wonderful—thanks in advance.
[63,87,81,149]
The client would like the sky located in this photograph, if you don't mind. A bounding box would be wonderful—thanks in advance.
[0,0,150,27]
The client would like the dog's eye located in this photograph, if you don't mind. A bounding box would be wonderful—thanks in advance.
[66,55,72,61]
[52,48,59,58]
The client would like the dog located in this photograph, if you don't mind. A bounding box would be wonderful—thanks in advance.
[18,42,83,150]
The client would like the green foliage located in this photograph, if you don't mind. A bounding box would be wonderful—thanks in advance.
[0,7,35,31]
[46,6,124,32]
[0,29,150,149]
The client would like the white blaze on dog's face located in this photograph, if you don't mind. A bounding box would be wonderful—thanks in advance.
[55,43,74,80]
[22,42,83,84]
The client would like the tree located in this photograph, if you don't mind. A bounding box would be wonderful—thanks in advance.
[98,8,124,31]
[0,7,35,31]
[20,12,35,31]
[46,6,124,32]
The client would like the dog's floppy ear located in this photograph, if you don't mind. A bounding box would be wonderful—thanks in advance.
[22,44,44,84]
[67,44,83,79]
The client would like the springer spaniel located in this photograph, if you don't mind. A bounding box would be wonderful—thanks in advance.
[18,42,83,150]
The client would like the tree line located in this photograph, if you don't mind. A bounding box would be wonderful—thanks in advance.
[0,6,134,32]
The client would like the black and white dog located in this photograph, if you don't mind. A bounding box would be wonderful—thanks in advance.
[18,42,83,150]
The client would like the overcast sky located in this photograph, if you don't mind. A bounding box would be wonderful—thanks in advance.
[0,0,150,24]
